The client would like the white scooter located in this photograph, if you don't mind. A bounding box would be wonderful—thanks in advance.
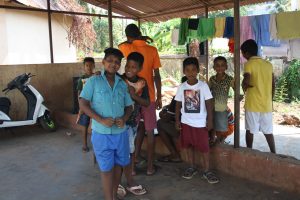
[0,73,56,132]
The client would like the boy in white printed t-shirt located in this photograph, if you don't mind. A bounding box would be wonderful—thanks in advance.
[175,57,219,184]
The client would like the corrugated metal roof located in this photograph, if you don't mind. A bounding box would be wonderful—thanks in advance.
[84,0,272,22]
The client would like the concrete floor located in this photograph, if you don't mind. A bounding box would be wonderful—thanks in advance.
[0,127,299,200]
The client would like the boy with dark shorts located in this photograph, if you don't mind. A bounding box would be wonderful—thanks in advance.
[79,48,133,200]
[76,57,95,152]
[175,57,219,184]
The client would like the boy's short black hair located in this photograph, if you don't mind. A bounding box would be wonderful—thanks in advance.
[125,24,141,38]
[183,57,199,71]
[104,48,124,61]
[213,56,227,64]
[127,52,144,69]
[241,39,258,56]
[83,57,95,64]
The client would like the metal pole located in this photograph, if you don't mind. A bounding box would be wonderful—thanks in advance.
[233,0,240,148]
[205,6,209,82]
[138,18,141,29]
[47,0,54,63]
[0,5,137,19]
[108,0,113,47]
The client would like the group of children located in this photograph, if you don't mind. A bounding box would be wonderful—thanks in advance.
[76,38,275,200]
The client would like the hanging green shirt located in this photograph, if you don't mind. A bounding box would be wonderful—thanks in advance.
[197,18,215,42]
[178,18,189,45]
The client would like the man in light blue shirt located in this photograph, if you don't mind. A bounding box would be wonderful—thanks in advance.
[79,48,133,200]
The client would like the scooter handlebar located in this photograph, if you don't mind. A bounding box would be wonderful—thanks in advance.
[2,88,9,92]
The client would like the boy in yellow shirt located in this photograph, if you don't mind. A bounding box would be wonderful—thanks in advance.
[241,39,276,153]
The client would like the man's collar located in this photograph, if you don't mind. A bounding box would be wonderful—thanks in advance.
[132,40,146,46]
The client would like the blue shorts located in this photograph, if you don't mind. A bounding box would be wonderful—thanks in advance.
[77,113,90,127]
[91,130,130,172]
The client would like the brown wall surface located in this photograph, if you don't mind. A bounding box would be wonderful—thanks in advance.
[0,63,87,120]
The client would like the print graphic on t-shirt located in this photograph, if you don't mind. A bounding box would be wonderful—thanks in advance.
[184,89,200,113]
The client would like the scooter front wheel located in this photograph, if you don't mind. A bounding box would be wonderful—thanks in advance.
[39,112,56,132]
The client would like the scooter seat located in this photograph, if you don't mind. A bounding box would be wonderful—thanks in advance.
[0,97,11,115]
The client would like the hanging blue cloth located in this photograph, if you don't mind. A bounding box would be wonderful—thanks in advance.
[250,14,280,55]
[223,17,234,38]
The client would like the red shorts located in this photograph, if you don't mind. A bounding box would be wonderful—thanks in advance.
[180,123,209,153]
[141,102,157,132]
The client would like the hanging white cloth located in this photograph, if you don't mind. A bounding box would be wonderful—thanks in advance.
[269,14,278,41]
[262,42,290,58]
[289,39,300,59]
[171,29,179,46]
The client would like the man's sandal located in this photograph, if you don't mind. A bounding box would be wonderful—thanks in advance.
[126,185,147,196]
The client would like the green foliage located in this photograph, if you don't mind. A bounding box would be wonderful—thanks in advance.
[267,0,291,13]
[160,68,182,85]
[274,76,289,102]
[140,19,185,54]
[275,60,300,102]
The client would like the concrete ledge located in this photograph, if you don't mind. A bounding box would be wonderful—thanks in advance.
[54,111,300,194]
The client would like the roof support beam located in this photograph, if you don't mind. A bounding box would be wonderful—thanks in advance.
[47,0,54,63]
[108,0,113,47]
[0,5,137,19]
[233,0,240,148]
[205,5,209,82]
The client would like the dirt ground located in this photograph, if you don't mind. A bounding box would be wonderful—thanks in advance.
[0,127,299,200]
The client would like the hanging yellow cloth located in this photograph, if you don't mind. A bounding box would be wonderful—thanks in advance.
[214,17,226,38]
[276,11,300,39]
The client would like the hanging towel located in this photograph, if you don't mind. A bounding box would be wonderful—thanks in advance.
[277,11,300,39]
[197,18,215,41]
[178,18,189,45]
[290,39,300,59]
[269,14,278,40]
[171,29,179,46]
[215,17,226,38]
[240,16,254,44]
[223,17,234,38]
[262,41,290,58]
[240,16,255,63]
[188,18,199,30]
[250,14,280,54]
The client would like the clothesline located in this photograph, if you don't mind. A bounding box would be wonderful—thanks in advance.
[173,10,300,60]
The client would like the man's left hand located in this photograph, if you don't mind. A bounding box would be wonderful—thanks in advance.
[156,97,162,110]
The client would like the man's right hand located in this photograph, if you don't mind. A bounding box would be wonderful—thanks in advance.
[99,117,115,127]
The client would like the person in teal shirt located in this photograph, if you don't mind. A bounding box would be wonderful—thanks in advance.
[79,48,133,200]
